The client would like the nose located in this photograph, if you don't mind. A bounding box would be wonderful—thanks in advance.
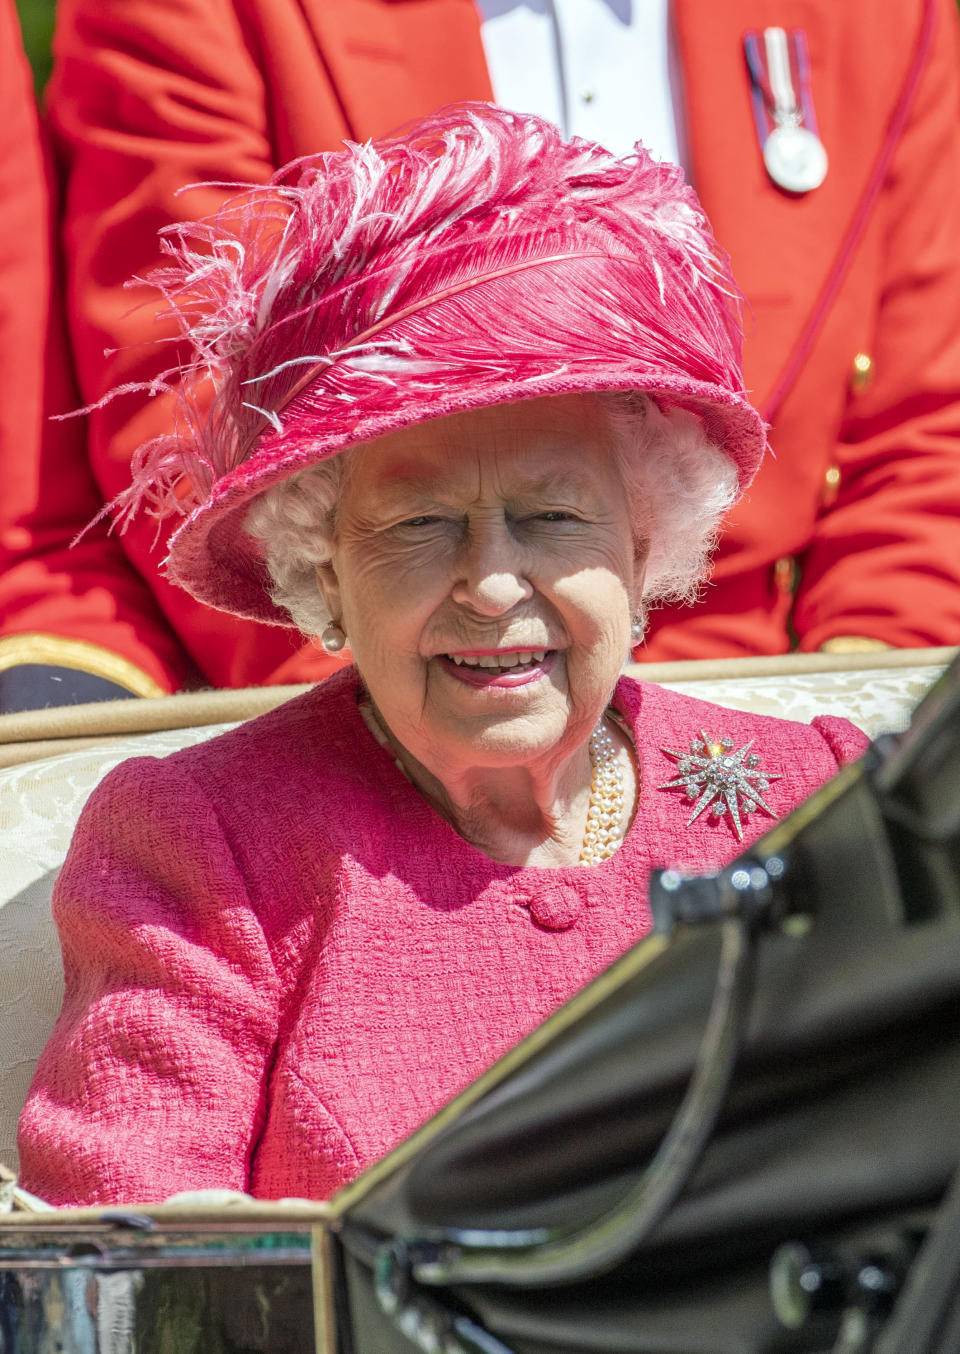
[450,515,534,616]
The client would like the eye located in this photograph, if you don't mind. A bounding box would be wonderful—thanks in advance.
[535,510,580,523]
[398,515,441,528]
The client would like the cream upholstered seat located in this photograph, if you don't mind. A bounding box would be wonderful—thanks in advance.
[0,652,952,1177]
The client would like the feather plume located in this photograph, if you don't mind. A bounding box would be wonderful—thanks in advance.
[111,103,747,526]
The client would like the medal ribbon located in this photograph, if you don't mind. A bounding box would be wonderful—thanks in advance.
[743,27,819,142]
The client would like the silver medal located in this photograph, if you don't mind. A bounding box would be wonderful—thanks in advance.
[763,122,828,194]
[755,27,828,195]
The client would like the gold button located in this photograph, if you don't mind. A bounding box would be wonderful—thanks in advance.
[773,556,798,594]
[850,352,875,393]
[822,464,841,507]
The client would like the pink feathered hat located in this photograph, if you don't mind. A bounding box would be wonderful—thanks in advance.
[120,103,766,623]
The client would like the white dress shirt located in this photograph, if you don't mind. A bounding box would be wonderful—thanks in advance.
[475,0,684,166]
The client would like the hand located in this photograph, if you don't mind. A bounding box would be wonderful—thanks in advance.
[818,637,893,655]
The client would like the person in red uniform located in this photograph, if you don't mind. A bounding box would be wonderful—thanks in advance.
[2,0,959,705]
[0,0,171,709]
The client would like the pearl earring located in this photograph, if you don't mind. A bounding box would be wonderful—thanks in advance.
[630,620,644,646]
[321,622,347,653]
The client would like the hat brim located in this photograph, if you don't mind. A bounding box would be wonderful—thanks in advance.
[164,367,766,625]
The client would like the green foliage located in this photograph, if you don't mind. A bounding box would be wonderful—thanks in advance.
[13,0,56,96]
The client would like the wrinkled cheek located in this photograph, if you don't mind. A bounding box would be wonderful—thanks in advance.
[562,625,626,690]
[340,572,421,654]
[338,568,392,634]
[555,567,633,643]
[355,644,432,736]
[559,596,633,712]
[353,634,423,685]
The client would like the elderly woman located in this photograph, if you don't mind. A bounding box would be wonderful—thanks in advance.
[18,106,866,1207]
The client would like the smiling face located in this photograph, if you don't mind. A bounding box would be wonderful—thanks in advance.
[316,394,645,783]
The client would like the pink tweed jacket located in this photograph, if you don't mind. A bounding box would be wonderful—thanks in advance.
[17,671,867,1207]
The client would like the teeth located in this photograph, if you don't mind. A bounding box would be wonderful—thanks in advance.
[446,649,549,668]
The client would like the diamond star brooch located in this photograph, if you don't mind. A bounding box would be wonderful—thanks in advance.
[658,730,781,841]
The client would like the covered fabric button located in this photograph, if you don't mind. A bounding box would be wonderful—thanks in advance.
[524,880,587,931]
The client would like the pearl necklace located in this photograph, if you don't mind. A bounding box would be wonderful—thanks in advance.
[580,717,627,866]
[362,699,627,866]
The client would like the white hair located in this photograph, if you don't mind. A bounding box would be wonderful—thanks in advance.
[243,394,737,640]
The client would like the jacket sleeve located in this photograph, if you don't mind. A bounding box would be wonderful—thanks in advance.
[39,0,325,689]
[794,0,960,652]
[16,755,280,1207]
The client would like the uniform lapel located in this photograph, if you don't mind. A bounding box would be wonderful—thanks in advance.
[295,0,493,141]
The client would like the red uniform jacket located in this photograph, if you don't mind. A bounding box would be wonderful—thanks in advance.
[3,0,960,690]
